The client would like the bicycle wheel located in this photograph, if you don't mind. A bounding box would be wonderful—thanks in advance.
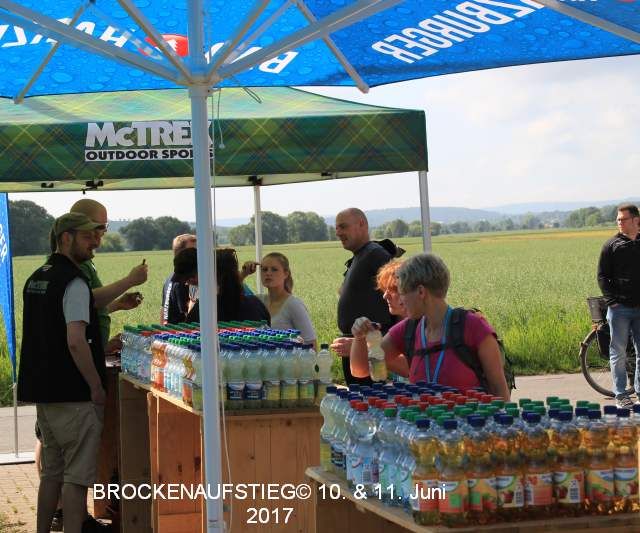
[580,329,635,397]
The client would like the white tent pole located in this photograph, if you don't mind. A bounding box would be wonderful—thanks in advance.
[187,2,224,532]
[418,170,432,253]
[253,181,264,295]
[13,382,18,457]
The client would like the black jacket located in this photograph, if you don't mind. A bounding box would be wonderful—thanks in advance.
[597,232,640,307]
[18,253,105,403]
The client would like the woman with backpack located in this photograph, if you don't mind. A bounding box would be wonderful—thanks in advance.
[349,253,511,400]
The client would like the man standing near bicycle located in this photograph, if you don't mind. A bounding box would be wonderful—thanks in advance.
[598,203,640,408]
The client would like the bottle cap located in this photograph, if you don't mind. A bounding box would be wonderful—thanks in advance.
[326,385,337,395]
[416,417,430,429]
[498,415,513,425]
[558,411,572,422]
[320,343,329,349]
[442,419,458,430]
[617,408,630,418]
[603,405,618,415]
[575,407,589,417]
[588,409,601,419]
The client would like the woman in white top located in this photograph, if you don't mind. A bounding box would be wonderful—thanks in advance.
[258,252,317,349]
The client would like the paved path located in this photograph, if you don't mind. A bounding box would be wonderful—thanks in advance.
[0,373,619,531]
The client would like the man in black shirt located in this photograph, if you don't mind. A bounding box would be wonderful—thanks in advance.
[18,213,106,533]
[597,203,640,408]
[332,208,395,385]
[161,233,197,324]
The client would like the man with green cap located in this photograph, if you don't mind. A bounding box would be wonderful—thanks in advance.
[69,198,148,352]
[18,213,109,533]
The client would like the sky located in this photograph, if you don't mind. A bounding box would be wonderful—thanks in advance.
[10,54,640,223]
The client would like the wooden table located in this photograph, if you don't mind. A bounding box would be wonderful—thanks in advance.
[118,375,322,532]
[305,467,640,533]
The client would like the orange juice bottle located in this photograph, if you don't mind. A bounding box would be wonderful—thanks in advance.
[466,416,497,525]
[553,412,584,517]
[494,415,524,521]
[410,418,440,526]
[522,413,554,518]
[612,408,639,513]
[438,420,468,527]
[583,409,614,515]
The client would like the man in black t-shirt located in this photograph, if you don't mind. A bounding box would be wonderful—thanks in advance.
[332,208,395,385]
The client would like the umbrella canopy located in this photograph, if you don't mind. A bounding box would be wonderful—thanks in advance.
[0,1,637,97]
[0,87,427,190]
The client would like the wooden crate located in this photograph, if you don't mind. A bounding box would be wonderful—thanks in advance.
[119,375,322,532]
[306,467,640,533]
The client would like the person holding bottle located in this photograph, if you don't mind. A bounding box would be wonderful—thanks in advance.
[349,253,510,399]
[255,252,317,348]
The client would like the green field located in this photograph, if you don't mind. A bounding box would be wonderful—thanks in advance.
[0,227,612,406]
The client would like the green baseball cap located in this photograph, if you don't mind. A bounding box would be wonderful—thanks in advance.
[53,212,104,235]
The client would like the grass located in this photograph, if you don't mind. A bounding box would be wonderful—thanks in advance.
[0,227,612,406]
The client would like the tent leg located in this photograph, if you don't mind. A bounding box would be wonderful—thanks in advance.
[253,183,263,294]
[13,382,18,456]
[418,170,432,252]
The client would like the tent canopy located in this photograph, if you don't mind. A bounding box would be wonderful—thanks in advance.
[0,87,427,192]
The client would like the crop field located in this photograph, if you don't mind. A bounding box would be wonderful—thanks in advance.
[0,227,612,406]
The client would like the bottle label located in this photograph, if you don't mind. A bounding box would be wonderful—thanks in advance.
[524,473,553,506]
[298,380,314,401]
[439,480,468,514]
[468,477,497,511]
[586,468,614,502]
[280,380,298,401]
[245,382,263,401]
[262,380,280,402]
[351,456,377,486]
[227,382,245,401]
[411,478,440,512]
[553,470,583,504]
[400,469,411,501]
[320,438,332,469]
[614,467,639,497]
[331,445,344,470]
[496,475,524,508]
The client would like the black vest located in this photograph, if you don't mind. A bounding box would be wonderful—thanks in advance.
[17,253,105,403]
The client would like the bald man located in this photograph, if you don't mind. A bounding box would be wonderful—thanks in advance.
[332,208,395,385]
[70,199,148,351]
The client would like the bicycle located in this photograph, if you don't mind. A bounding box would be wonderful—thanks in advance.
[579,296,636,397]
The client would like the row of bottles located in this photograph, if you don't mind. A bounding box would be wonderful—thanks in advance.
[120,321,334,410]
[320,383,640,526]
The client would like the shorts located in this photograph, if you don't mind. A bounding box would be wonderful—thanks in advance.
[36,402,104,487]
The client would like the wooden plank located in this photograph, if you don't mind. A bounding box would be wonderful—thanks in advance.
[253,420,273,533]
[225,418,258,531]
[118,377,152,533]
[295,414,321,533]
[157,512,202,532]
[156,396,201,521]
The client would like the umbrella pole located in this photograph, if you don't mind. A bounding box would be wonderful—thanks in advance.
[418,170,432,252]
[187,1,224,530]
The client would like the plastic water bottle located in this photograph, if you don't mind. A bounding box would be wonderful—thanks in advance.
[280,343,299,408]
[244,344,263,409]
[261,344,281,408]
[320,386,338,471]
[316,343,333,404]
[351,402,379,496]
[366,324,387,382]
[331,389,350,477]
[226,345,245,409]
[298,344,316,407]
[377,406,399,505]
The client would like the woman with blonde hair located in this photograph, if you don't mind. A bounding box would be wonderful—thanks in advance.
[258,252,317,348]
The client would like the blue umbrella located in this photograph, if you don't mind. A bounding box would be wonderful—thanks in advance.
[0,2,639,530]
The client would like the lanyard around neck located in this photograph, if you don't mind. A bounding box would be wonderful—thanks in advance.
[419,306,452,385]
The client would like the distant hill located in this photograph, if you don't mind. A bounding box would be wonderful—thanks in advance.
[321,207,505,226]
[487,198,640,215]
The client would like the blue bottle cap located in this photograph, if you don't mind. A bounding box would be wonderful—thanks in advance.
[588,410,601,419]
[558,411,572,422]
[498,415,513,426]
[442,419,458,430]
[326,386,337,395]
[575,407,589,417]
[617,408,631,418]
[416,418,431,429]
[603,405,618,415]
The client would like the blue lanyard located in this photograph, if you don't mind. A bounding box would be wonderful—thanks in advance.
[419,306,452,385]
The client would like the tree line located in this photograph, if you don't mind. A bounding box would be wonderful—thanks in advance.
[5,200,629,256]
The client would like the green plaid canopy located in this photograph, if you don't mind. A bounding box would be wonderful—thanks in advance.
[0,87,427,192]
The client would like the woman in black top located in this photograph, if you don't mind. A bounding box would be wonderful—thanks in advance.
[183,248,270,324]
